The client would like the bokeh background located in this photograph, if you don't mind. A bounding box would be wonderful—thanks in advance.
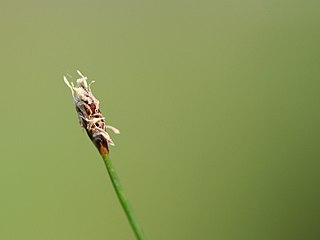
[0,1,320,239]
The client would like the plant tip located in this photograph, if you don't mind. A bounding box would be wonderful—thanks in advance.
[64,71,120,156]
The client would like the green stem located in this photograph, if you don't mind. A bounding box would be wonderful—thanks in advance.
[102,155,145,240]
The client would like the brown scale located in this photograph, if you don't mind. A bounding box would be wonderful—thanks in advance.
[76,98,110,156]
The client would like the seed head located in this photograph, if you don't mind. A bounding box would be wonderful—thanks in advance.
[64,70,120,156]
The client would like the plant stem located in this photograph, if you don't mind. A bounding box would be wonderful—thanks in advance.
[102,155,145,240]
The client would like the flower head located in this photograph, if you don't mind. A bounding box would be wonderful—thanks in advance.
[64,70,120,156]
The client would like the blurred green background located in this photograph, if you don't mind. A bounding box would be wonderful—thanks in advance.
[0,1,320,239]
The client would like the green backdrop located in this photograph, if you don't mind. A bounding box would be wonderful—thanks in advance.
[0,1,319,239]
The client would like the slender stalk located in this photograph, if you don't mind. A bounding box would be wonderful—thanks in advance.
[102,155,145,240]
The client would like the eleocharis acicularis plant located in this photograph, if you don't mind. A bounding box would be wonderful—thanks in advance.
[64,70,145,240]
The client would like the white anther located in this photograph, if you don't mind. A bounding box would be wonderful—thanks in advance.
[106,125,120,134]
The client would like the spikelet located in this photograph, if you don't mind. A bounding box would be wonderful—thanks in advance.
[64,70,120,156]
